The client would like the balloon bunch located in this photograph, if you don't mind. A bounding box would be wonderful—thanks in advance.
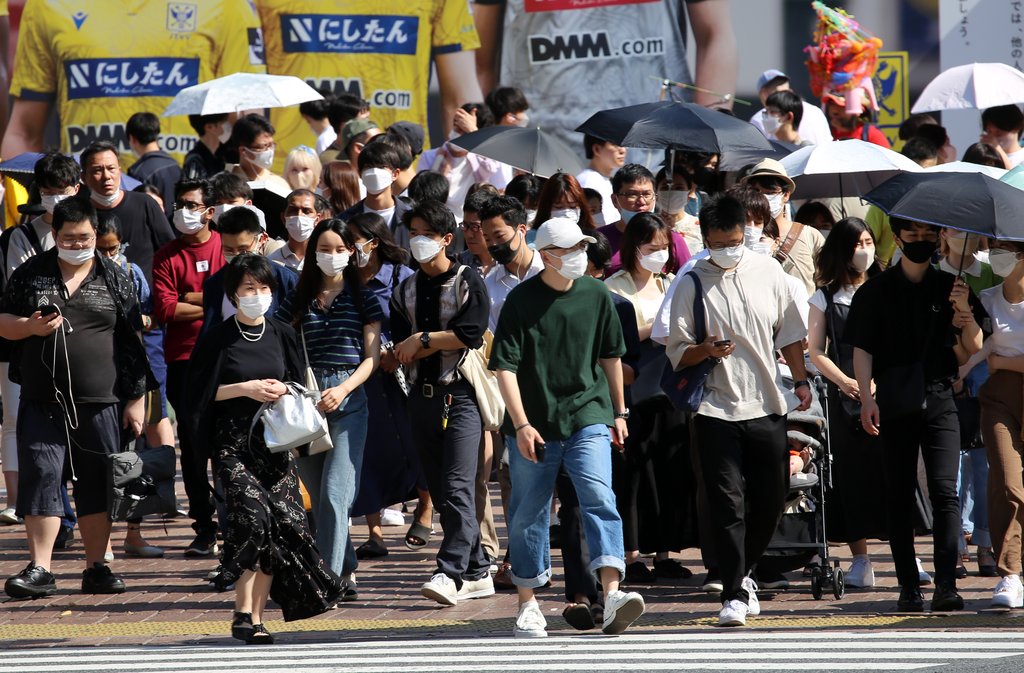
[804,1,884,114]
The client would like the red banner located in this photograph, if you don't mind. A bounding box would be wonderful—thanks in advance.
[525,0,659,13]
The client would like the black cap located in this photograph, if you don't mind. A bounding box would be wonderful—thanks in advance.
[388,121,425,157]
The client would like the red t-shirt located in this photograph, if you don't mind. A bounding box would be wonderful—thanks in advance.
[831,123,891,148]
[152,231,225,362]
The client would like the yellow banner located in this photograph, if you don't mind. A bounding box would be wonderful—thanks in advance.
[874,51,910,150]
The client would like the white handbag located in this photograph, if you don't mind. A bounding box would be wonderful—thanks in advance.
[251,382,328,454]
[301,327,334,456]
[452,266,506,432]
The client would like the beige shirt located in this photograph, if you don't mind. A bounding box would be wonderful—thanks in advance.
[665,251,807,421]
[778,222,825,296]
[604,269,674,329]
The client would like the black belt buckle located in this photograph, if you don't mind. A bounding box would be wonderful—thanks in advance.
[422,383,434,398]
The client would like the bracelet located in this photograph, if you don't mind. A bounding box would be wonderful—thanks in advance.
[514,423,531,433]
[794,379,810,389]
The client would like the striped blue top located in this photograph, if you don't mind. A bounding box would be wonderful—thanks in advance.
[277,286,385,368]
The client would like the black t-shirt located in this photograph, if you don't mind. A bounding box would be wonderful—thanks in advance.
[215,320,286,421]
[99,191,176,286]
[843,264,987,383]
[19,262,118,404]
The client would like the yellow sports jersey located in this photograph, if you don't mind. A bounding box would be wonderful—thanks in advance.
[10,0,267,165]
[255,0,479,169]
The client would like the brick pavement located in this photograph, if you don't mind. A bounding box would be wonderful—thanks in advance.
[1,483,1022,648]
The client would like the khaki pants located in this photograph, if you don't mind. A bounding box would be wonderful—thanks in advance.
[476,431,500,560]
[979,370,1024,577]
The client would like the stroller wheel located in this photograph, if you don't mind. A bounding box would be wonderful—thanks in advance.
[833,568,845,600]
[810,567,823,600]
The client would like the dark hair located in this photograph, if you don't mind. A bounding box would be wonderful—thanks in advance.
[505,174,544,210]
[465,182,500,206]
[407,171,450,205]
[583,134,611,160]
[174,178,214,205]
[586,229,613,273]
[327,93,369,131]
[322,160,362,213]
[533,172,596,230]
[34,151,81,190]
[794,201,836,229]
[231,114,275,148]
[654,163,694,191]
[611,164,655,194]
[620,212,674,275]
[582,187,602,207]
[913,124,949,150]
[223,254,277,305]
[346,212,410,267]
[53,197,98,232]
[746,173,793,195]
[217,205,263,236]
[461,102,496,129]
[210,172,253,203]
[96,210,122,239]
[815,216,878,292]
[765,90,803,128]
[403,199,456,237]
[485,86,529,120]
[188,113,228,137]
[126,112,160,145]
[889,216,939,238]
[80,141,119,168]
[726,184,774,237]
[981,104,1024,134]
[464,187,500,215]
[962,142,1004,167]
[762,75,789,91]
[376,132,414,170]
[285,189,331,217]
[698,194,746,239]
[898,113,939,141]
[299,95,331,121]
[357,138,402,172]
[902,136,939,164]
[479,195,527,229]
[290,219,363,326]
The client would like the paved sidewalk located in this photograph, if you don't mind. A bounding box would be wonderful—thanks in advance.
[1,484,1022,648]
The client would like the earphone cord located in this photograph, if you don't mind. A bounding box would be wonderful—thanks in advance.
[40,305,88,482]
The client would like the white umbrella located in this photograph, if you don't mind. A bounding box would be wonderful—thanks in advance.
[911,62,1024,113]
[780,139,922,200]
[161,72,323,117]
[924,161,1007,180]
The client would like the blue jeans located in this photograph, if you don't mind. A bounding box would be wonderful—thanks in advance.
[507,424,625,588]
[297,368,368,577]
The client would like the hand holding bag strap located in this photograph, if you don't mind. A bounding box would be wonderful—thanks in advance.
[300,324,320,393]
[773,221,805,266]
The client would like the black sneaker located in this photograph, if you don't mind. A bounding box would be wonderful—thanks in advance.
[4,562,56,599]
[931,582,965,611]
[185,532,218,558]
[897,586,924,612]
[81,562,126,594]
[53,524,75,551]
[624,561,657,584]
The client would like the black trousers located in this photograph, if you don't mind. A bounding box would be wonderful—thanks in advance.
[694,413,789,603]
[166,360,216,536]
[408,381,489,588]
[880,388,961,588]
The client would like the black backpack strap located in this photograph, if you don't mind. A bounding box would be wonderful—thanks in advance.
[688,271,707,344]
[23,222,44,257]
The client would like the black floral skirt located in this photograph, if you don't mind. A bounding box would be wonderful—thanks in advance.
[214,415,342,621]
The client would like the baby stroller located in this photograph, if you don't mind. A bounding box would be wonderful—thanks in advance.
[760,375,846,601]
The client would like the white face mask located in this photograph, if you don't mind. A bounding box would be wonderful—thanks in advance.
[237,293,273,320]
[550,207,580,223]
[410,235,443,264]
[218,122,232,144]
[766,193,785,219]
[638,249,670,274]
[41,193,73,215]
[525,209,537,223]
[592,212,606,227]
[91,190,121,208]
[852,247,875,273]
[990,249,1021,277]
[57,246,95,266]
[173,207,206,234]
[285,215,316,243]
[212,203,235,223]
[355,239,374,268]
[657,190,689,216]
[749,241,775,257]
[743,225,763,248]
[514,114,530,128]
[708,244,745,269]
[549,248,588,280]
[245,147,274,170]
[762,114,782,135]
[316,251,350,276]
[361,167,394,195]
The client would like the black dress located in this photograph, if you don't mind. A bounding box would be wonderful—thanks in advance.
[189,317,342,621]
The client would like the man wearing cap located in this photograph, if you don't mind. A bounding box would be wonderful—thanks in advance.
[741,158,824,296]
[319,118,381,168]
[489,217,646,638]
[749,70,833,146]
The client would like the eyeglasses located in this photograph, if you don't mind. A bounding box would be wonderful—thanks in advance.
[57,235,96,249]
[617,190,655,202]
[175,200,208,212]
[461,221,482,233]
[246,141,275,153]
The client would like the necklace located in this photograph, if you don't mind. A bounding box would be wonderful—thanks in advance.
[235,316,265,342]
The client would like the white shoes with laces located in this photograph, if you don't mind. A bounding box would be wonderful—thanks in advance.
[420,572,458,606]
[742,576,760,616]
[514,600,548,638]
[845,555,875,588]
[992,575,1024,608]
[718,599,748,627]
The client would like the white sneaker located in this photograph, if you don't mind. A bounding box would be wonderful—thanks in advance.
[513,600,548,638]
[0,507,22,525]
[702,573,724,593]
[602,589,645,635]
[916,558,932,585]
[992,575,1024,609]
[846,556,875,588]
[741,576,760,616]
[718,599,748,627]
[457,574,495,600]
[420,572,458,606]
[380,508,405,527]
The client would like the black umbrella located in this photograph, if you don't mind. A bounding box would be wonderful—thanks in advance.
[862,172,1024,241]
[449,127,584,177]
[575,101,775,154]
[716,139,796,172]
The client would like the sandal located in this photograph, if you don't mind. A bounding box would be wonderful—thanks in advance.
[405,521,433,550]
[590,603,604,626]
[246,624,274,645]
[231,612,253,641]
[562,603,595,631]
[355,538,389,560]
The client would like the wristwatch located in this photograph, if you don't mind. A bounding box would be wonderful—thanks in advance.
[419,332,432,349]
[614,409,630,420]
[794,380,810,390]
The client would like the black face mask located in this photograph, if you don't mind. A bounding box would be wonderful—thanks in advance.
[693,166,717,191]
[488,232,520,265]
[901,239,938,264]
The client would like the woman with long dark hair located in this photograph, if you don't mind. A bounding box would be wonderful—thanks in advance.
[533,172,597,230]
[276,219,382,599]
[320,161,362,215]
[807,216,887,589]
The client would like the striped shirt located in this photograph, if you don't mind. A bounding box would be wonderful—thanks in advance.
[277,286,384,369]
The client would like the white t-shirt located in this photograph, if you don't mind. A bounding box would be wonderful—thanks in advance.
[1008,148,1024,168]
[315,127,337,156]
[576,168,617,227]
[808,284,858,313]
[750,103,834,145]
[980,284,1024,357]
[483,248,546,333]
[368,205,396,226]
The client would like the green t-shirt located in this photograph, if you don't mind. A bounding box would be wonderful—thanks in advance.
[489,274,626,441]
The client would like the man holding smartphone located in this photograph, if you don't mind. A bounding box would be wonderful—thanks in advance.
[490,217,645,639]
[665,194,810,627]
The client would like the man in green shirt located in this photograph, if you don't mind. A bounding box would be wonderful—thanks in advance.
[489,217,645,639]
